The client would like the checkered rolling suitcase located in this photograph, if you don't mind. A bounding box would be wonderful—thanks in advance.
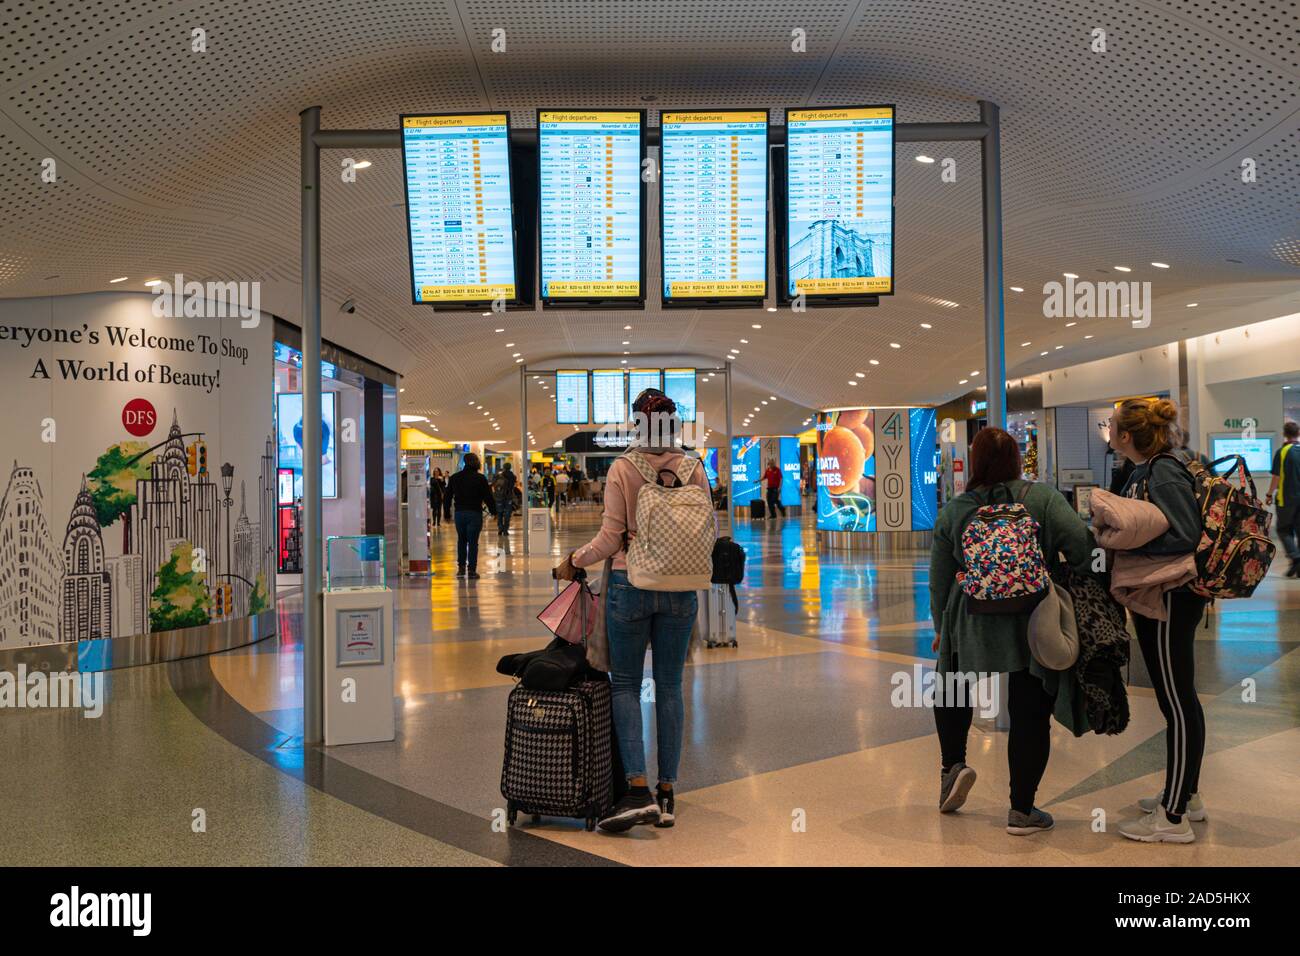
[501,568,615,831]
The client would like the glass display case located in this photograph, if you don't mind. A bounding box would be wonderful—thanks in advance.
[326,535,387,591]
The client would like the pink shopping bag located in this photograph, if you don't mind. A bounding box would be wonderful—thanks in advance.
[537,579,597,644]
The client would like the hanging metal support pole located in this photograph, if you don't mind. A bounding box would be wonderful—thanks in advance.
[724,360,734,538]
[979,100,1007,429]
[300,105,323,745]
[520,364,529,557]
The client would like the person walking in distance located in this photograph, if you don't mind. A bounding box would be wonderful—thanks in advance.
[763,458,787,518]
[428,468,445,528]
[444,453,497,579]
[492,461,517,536]
[1267,420,1300,577]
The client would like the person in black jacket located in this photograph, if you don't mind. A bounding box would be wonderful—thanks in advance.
[444,453,497,579]
[1108,398,1206,844]
[428,468,445,528]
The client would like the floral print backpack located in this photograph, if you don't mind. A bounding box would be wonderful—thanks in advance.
[957,482,1051,614]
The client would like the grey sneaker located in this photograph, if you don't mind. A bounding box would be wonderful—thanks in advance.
[1119,807,1196,844]
[1137,790,1206,822]
[1006,807,1055,835]
[939,763,977,813]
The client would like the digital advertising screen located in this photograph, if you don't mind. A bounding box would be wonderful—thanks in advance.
[400,113,517,306]
[816,409,876,531]
[1211,434,1275,474]
[701,447,720,484]
[660,110,768,304]
[627,368,661,400]
[591,368,627,424]
[538,109,645,304]
[555,369,589,424]
[785,106,895,299]
[663,368,697,423]
[909,408,938,532]
[276,391,338,500]
[731,436,764,507]
[779,436,802,507]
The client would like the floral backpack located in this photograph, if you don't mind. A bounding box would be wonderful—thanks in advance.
[957,482,1050,614]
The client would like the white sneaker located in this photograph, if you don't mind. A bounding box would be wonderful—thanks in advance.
[1136,790,1206,822]
[1118,807,1196,844]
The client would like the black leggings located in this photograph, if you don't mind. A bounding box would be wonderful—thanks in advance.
[933,669,1055,814]
[1133,590,1208,816]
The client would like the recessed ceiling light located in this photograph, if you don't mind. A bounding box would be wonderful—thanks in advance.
[1063,273,1078,279]
[399,388,405,393]
[766,307,777,313]
[848,380,858,385]
[730,349,739,354]
[624,325,632,330]
[959,379,968,385]
[622,340,629,345]
[109,276,128,283]
[1065,322,1076,327]
[1055,345,1064,350]
[970,371,979,376]
[761,400,768,405]
[353,160,372,170]
[512,352,520,357]
[1151,262,1170,269]
[515,358,523,363]
[740,338,749,344]
[889,343,901,349]
[1041,351,1049,356]
[869,359,880,366]
[1186,303,1198,308]
[476,405,483,409]
[1084,334,1094,339]
[1010,286,1024,293]
[1114,266,1132,273]
[752,323,762,329]
[920,323,932,329]
[855,372,865,378]
[482,313,492,317]
[144,279,162,286]
[468,401,475,405]
[1020,341,1031,347]
[915,155,936,163]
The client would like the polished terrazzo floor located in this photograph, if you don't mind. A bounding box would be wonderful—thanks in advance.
[3,503,1298,866]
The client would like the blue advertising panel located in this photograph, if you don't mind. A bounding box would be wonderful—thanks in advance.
[277,392,338,499]
[731,436,763,506]
[909,408,938,531]
[815,409,876,531]
[400,113,517,305]
[779,436,801,507]
[700,447,719,483]
[663,367,697,422]
[555,369,589,424]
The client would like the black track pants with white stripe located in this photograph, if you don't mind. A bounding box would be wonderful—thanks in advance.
[1132,590,1210,816]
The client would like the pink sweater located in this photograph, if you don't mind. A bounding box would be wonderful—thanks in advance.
[571,450,711,571]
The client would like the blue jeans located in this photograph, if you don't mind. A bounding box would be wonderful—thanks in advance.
[453,510,482,570]
[605,570,697,784]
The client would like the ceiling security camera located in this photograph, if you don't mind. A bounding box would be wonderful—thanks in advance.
[340,299,356,314]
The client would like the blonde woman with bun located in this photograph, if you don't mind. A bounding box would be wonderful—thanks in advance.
[1107,398,1208,844]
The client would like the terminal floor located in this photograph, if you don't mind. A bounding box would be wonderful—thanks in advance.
[3,507,1298,866]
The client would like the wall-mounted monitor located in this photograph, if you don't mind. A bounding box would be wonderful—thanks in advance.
[400,113,518,307]
[276,391,338,499]
[591,369,628,424]
[1210,433,1275,475]
[627,368,662,400]
[660,110,768,306]
[538,109,646,307]
[663,367,697,423]
[784,106,895,303]
[555,369,590,425]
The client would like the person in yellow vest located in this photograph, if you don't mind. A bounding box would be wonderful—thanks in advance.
[1266,420,1300,578]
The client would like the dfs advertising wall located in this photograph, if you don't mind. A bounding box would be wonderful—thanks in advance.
[815,408,937,532]
[0,292,274,654]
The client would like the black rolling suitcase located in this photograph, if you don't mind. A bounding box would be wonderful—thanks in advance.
[501,569,617,831]
[750,498,766,519]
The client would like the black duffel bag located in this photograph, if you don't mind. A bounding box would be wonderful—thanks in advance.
[496,637,588,691]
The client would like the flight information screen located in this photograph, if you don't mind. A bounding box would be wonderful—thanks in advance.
[785,106,894,298]
[555,369,589,424]
[591,369,627,424]
[660,110,768,302]
[627,368,661,400]
[401,113,517,305]
[663,368,697,422]
[538,110,644,302]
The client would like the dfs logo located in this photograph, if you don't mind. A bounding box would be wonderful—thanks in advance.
[122,398,157,437]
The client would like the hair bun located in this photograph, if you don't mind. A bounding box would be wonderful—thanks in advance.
[1150,399,1178,424]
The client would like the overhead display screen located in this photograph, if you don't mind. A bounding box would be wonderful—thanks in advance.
[786,106,894,298]
[663,368,697,423]
[400,113,517,305]
[555,369,589,424]
[538,109,645,303]
[627,368,661,400]
[591,369,627,424]
[660,110,768,303]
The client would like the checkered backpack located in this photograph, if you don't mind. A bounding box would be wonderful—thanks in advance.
[622,450,716,591]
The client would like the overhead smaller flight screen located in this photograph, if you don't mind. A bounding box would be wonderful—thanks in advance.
[591,368,628,424]
[627,368,661,399]
[400,113,517,305]
[555,369,589,424]
[663,368,697,422]
[660,110,768,302]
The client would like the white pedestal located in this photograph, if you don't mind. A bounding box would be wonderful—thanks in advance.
[527,507,552,549]
[322,587,395,746]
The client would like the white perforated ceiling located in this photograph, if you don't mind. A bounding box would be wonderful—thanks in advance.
[2,0,1297,444]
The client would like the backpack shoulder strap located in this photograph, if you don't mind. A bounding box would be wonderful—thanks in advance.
[621,449,658,484]
[673,454,699,484]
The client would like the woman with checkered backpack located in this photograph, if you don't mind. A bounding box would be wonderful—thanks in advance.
[554,388,716,833]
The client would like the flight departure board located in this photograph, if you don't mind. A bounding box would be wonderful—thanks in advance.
[785,106,894,298]
[537,110,645,304]
[400,113,517,305]
[627,368,661,400]
[663,368,697,422]
[555,369,589,424]
[591,369,627,424]
[661,110,768,303]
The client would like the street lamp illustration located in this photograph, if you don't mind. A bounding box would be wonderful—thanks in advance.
[221,462,235,616]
